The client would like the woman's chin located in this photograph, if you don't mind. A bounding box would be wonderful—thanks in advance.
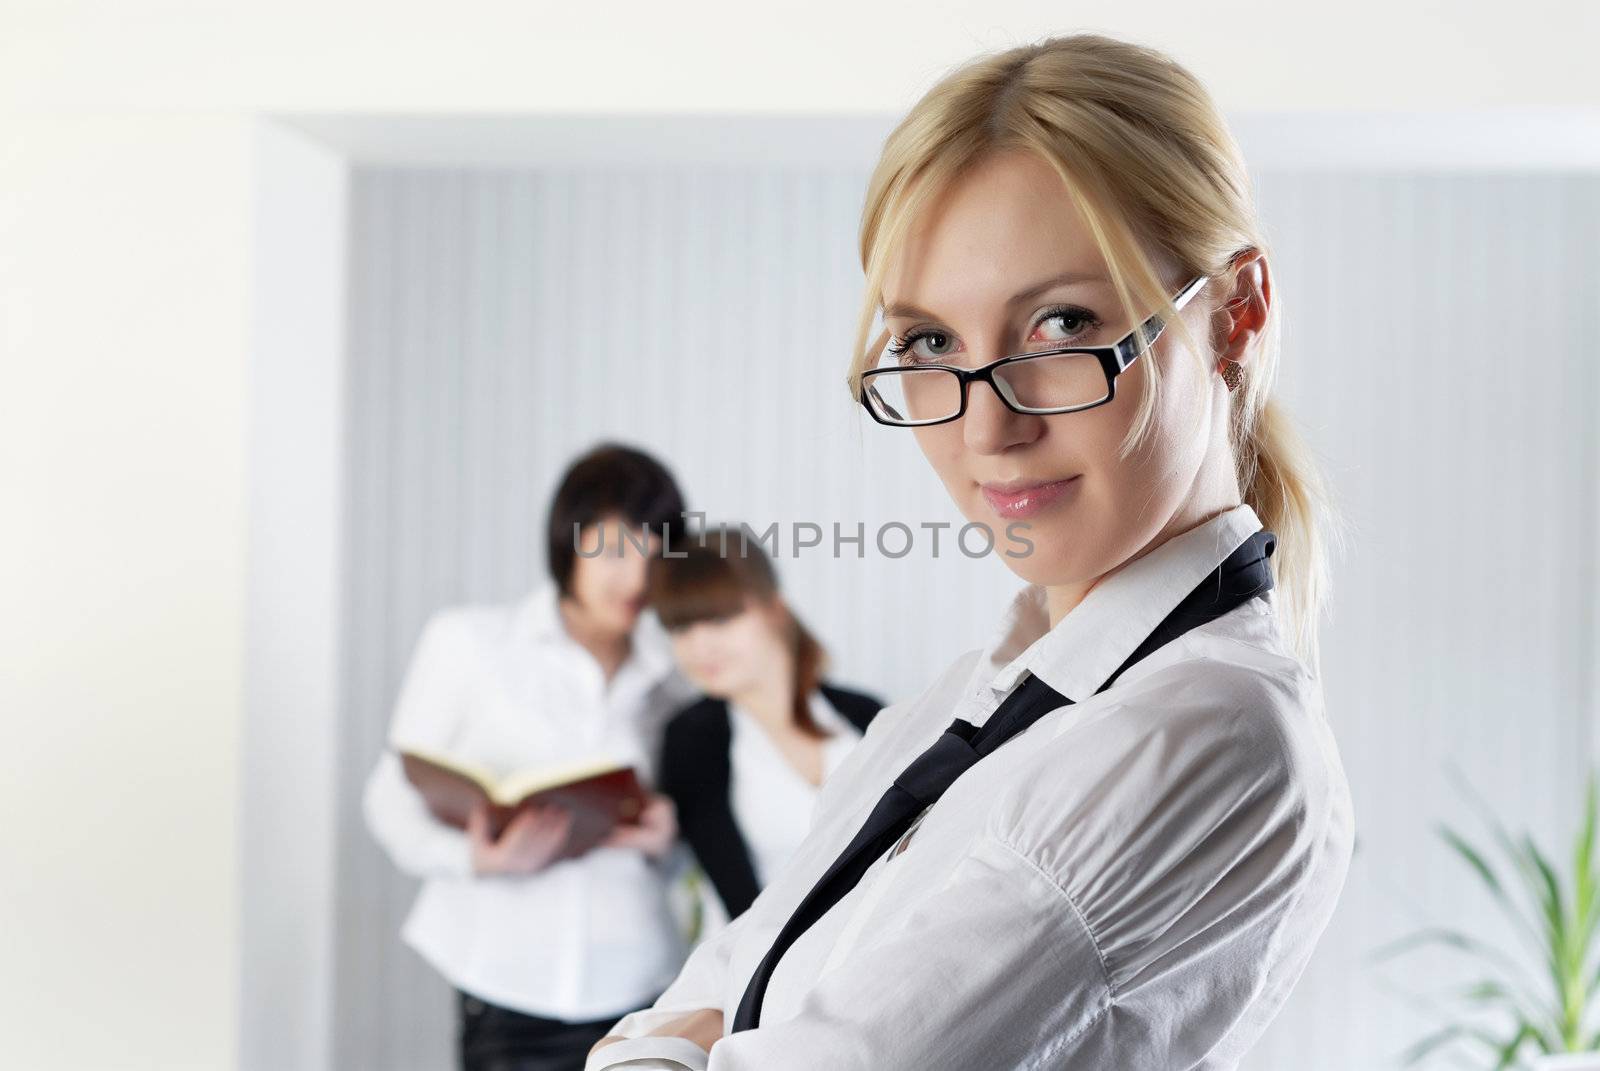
[695,673,733,698]
[998,553,1070,589]
[987,527,1085,588]
[962,511,1050,570]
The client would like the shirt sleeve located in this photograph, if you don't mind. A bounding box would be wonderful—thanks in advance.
[589,830,1116,1070]
[589,657,1337,1070]
[985,659,1338,1067]
[361,750,473,879]
[585,1037,710,1071]
[359,611,475,880]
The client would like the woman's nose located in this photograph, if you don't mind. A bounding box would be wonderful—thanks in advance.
[962,376,1042,454]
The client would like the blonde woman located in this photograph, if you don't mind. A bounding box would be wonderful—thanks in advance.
[588,33,1354,1070]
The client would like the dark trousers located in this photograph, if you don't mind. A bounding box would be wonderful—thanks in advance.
[456,989,655,1071]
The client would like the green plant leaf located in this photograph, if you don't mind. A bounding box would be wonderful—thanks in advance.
[1492,1022,1540,1070]
[1463,978,1567,1049]
[1574,774,1596,921]
[1444,762,1569,969]
[1375,926,1563,1043]
[1400,1023,1504,1067]
[1386,761,1600,1066]
[1438,822,1549,955]
[1373,926,1528,977]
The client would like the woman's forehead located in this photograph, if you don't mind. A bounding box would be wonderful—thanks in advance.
[882,159,1117,320]
[882,267,1114,323]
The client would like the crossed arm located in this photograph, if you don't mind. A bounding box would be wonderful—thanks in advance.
[583,832,1117,1071]
[589,1007,724,1065]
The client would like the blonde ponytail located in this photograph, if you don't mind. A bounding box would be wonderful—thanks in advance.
[1235,396,1346,678]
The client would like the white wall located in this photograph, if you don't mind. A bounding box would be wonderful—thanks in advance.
[6,3,1600,1069]
[0,113,250,1070]
[239,121,347,1071]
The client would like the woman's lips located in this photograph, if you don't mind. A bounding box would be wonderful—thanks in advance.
[979,475,1082,519]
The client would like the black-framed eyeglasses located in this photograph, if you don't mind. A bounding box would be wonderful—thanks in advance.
[858,274,1210,428]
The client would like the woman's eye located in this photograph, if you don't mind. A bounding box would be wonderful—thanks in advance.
[886,305,1101,364]
[887,330,955,364]
[1033,308,1100,343]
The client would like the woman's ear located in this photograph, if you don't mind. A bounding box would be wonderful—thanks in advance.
[1212,249,1271,373]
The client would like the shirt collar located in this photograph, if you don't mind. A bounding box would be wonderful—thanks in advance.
[511,580,679,683]
[974,502,1266,703]
[512,581,565,645]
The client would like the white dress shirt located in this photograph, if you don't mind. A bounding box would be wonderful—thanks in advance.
[585,502,1356,1069]
[362,580,702,1022]
[728,691,864,889]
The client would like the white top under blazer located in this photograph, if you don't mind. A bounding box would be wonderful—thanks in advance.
[728,692,864,890]
[586,502,1356,1069]
[362,581,701,1021]
[686,693,867,942]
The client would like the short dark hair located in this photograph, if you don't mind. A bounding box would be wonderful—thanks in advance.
[546,442,687,596]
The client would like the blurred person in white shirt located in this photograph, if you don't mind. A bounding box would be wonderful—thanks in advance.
[363,442,702,1071]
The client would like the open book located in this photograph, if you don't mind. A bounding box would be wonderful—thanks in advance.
[399,747,647,863]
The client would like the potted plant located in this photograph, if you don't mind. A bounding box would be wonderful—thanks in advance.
[1373,768,1600,1069]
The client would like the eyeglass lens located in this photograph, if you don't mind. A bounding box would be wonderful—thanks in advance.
[865,351,1109,424]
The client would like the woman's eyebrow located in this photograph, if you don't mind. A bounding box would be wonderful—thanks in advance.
[883,269,1109,321]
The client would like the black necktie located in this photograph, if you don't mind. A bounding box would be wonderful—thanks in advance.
[730,528,1277,1032]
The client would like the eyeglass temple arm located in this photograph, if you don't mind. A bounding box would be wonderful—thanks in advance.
[1115,275,1209,371]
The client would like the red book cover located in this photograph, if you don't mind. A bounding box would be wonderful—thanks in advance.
[399,749,647,863]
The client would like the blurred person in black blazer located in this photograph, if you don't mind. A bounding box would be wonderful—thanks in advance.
[647,525,885,926]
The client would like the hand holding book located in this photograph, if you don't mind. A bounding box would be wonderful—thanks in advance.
[468,800,574,876]
[596,792,678,860]
[398,747,667,868]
